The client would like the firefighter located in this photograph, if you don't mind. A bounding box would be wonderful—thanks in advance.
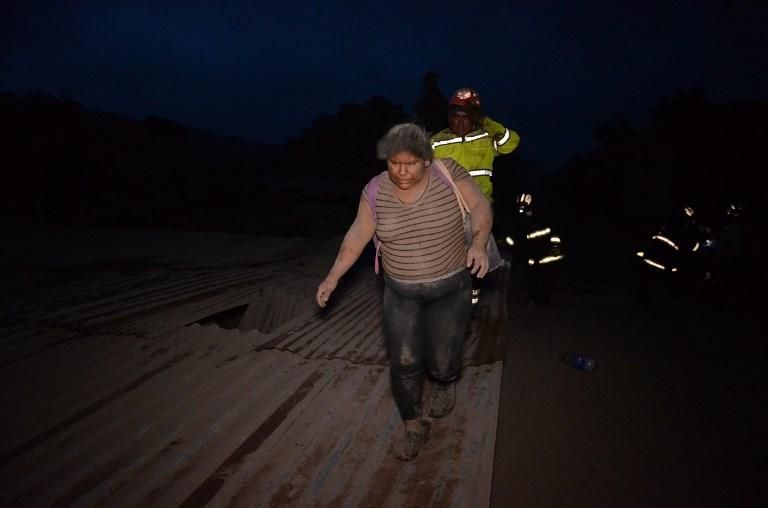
[637,206,707,277]
[510,192,564,305]
[714,202,750,291]
[431,88,520,305]
[430,87,520,202]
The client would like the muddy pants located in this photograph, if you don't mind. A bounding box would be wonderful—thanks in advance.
[382,270,472,421]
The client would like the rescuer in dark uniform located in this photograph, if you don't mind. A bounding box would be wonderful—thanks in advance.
[508,192,563,304]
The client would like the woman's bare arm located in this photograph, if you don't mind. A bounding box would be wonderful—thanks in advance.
[316,198,377,307]
[455,176,493,277]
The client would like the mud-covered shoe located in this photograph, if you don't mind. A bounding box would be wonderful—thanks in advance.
[428,382,456,418]
[393,420,431,461]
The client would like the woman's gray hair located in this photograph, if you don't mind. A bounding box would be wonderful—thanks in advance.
[376,123,433,161]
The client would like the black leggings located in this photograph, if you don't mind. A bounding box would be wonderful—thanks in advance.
[382,270,472,421]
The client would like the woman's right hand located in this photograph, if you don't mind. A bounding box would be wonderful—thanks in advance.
[466,241,490,278]
[316,278,338,308]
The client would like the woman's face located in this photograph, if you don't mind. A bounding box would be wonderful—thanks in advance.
[387,151,428,190]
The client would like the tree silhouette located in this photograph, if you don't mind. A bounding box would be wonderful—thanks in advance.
[283,95,406,185]
[0,92,280,230]
[593,113,635,148]
[652,86,707,123]
[413,71,447,134]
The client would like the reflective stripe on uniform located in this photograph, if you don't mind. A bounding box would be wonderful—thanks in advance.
[431,136,463,148]
[432,131,490,147]
[652,234,679,250]
[643,258,666,270]
[469,169,493,177]
[464,132,489,142]
[526,227,551,239]
[496,128,511,146]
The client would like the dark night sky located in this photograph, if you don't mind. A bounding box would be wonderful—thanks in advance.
[2,1,767,168]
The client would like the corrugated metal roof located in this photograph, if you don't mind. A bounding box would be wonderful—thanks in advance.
[1,248,509,507]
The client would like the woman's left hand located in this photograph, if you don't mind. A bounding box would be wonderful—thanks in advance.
[454,172,493,280]
[466,243,489,278]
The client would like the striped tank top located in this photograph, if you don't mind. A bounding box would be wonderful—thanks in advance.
[363,158,469,282]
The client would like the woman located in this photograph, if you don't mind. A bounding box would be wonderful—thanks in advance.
[315,123,492,461]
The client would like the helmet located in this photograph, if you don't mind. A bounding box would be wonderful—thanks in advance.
[725,203,743,220]
[448,88,482,109]
[516,193,533,213]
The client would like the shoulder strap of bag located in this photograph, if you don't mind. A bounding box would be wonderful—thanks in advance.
[365,173,382,221]
[431,159,469,218]
[433,159,504,273]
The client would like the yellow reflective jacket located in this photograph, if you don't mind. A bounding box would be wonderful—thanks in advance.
[431,116,520,200]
